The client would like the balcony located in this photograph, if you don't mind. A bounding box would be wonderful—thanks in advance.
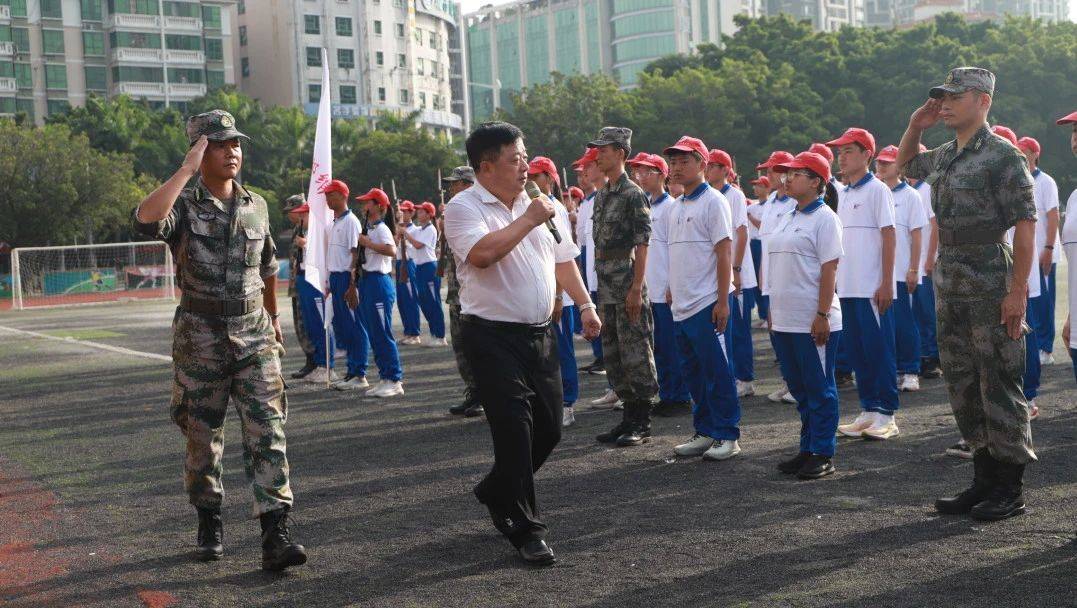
[0,5,11,23]
[163,16,203,31]
[111,81,166,97]
[0,77,15,94]
[108,13,161,30]
[111,47,164,63]
[169,82,207,97]
[164,49,205,64]
[0,41,13,57]
[419,109,463,130]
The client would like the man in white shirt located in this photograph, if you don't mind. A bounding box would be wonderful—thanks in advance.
[573,147,609,379]
[444,122,599,566]
[1056,110,1077,384]
[323,179,370,391]
[353,188,404,397]
[404,202,448,346]
[1017,136,1060,365]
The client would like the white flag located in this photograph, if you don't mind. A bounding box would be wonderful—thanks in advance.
[303,48,334,296]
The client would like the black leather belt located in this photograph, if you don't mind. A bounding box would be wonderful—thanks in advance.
[938,228,1007,246]
[180,293,262,316]
[460,314,551,332]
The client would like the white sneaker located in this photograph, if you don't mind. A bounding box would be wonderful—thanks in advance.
[674,433,714,457]
[372,381,404,398]
[781,392,796,404]
[1039,350,1055,366]
[736,380,755,397]
[425,337,449,347]
[767,383,789,403]
[590,389,620,407]
[400,335,421,346]
[703,439,741,461]
[365,380,388,395]
[332,376,369,391]
[861,414,899,440]
[1028,399,1039,420]
[305,367,337,384]
[838,412,875,437]
[899,374,920,392]
[562,406,576,427]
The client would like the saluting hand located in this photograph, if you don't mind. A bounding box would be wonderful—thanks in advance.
[182,135,209,175]
[909,98,942,131]
[581,307,601,341]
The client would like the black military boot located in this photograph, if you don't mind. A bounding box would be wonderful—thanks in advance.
[970,461,1027,521]
[195,507,223,561]
[290,356,317,379]
[449,389,477,415]
[596,418,631,444]
[259,507,308,571]
[936,449,995,515]
[616,402,652,447]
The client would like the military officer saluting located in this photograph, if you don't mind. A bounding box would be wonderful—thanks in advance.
[134,110,308,570]
[897,68,1037,522]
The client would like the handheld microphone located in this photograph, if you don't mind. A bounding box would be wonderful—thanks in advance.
[524,180,562,244]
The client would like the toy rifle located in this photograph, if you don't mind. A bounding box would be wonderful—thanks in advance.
[392,179,409,284]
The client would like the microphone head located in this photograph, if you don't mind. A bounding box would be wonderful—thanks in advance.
[524,180,542,200]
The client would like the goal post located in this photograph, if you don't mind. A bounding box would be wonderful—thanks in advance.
[9,241,176,310]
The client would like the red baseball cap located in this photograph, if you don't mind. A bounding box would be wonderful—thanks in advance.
[527,156,560,186]
[630,153,669,176]
[875,145,899,163]
[291,203,310,214]
[750,176,771,188]
[1056,110,1077,125]
[826,128,876,156]
[808,143,834,163]
[991,125,1018,146]
[355,187,390,209]
[626,152,651,166]
[319,179,350,198]
[663,136,709,161]
[708,149,733,169]
[568,186,584,200]
[774,151,832,183]
[399,200,415,211]
[572,147,599,169]
[418,202,437,216]
[756,151,795,171]
[1017,136,1041,156]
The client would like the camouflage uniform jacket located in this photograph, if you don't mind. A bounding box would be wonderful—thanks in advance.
[133,179,279,362]
[592,171,651,304]
[904,125,1036,302]
[287,224,305,297]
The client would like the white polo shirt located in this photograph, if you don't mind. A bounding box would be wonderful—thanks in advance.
[406,223,439,265]
[747,199,762,240]
[1005,226,1041,298]
[767,199,844,333]
[328,209,361,272]
[911,180,935,283]
[1032,169,1060,264]
[1062,189,1077,348]
[576,192,598,292]
[667,183,732,322]
[891,182,929,284]
[646,191,673,304]
[444,181,580,324]
[362,221,395,275]
[721,184,757,291]
[758,192,796,296]
[836,172,896,299]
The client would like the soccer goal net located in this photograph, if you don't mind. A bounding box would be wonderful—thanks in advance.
[8,242,175,310]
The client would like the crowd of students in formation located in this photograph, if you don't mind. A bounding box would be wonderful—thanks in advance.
[278,114,1076,479]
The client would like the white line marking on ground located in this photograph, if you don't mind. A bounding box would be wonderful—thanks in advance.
[0,325,172,363]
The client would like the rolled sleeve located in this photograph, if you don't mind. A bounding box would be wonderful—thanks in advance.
[997,153,1037,227]
[132,201,182,243]
[903,150,934,181]
[629,191,652,247]
[444,200,489,266]
[261,233,279,279]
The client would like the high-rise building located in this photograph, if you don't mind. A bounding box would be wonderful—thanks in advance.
[764,0,864,31]
[0,0,239,125]
[236,0,465,137]
[873,0,1068,27]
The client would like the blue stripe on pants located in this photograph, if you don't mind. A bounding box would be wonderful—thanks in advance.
[555,305,579,404]
[839,297,899,415]
[749,239,763,293]
[412,261,446,339]
[836,333,852,374]
[1023,298,1040,400]
[297,272,335,369]
[396,259,421,336]
[725,291,755,381]
[329,271,369,377]
[360,272,402,381]
[772,330,842,457]
[1032,263,1056,353]
[894,282,921,374]
[652,302,690,402]
[674,303,741,441]
[913,275,939,360]
[1071,348,1077,384]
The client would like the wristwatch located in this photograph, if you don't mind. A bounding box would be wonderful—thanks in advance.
[816,311,829,319]
[732,266,742,272]
[579,302,597,313]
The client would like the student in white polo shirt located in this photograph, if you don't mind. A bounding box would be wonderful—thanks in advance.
[404,202,447,346]
[768,151,844,479]
[826,128,901,441]
[395,201,423,345]
[1016,136,1060,366]
[663,136,742,462]
[1057,109,1077,385]
[321,179,370,391]
[875,145,928,392]
[573,148,610,380]
[354,188,405,397]
[747,175,771,331]
[907,143,942,380]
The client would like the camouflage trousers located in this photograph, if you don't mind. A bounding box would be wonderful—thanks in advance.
[170,345,293,516]
[937,296,1036,464]
[448,304,476,392]
[291,295,315,358]
[600,302,659,406]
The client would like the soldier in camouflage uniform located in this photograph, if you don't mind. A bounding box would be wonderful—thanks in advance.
[283,194,317,378]
[133,110,308,570]
[588,127,660,447]
[439,166,483,417]
[899,68,1037,522]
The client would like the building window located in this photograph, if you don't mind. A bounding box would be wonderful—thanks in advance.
[45,64,67,89]
[337,49,354,69]
[399,89,409,104]
[237,0,245,14]
[112,65,164,82]
[15,63,32,89]
[82,31,105,56]
[416,58,424,76]
[84,66,107,90]
[393,0,404,6]
[304,15,320,34]
[110,31,161,49]
[433,94,443,110]
[165,34,201,51]
[430,31,438,49]
[239,26,247,46]
[431,60,439,77]
[418,91,426,108]
[202,5,221,29]
[306,47,321,67]
[12,28,30,53]
[336,17,353,37]
[207,69,225,89]
[340,85,356,104]
[375,51,384,66]
[167,68,204,83]
[378,87,385,102]
[309,84,321,103]
[205,38,223,61]
[111,0,159,15]
[395,23,405,37]
[397,54,406,68]
[0,97,14,114]
[373,20,382,35]
[241,57,250,77]
[15,98,34,121]
[10,0,28,18]
[40,0,62,18]
[42,30,65,54]
[81,0,103,21]
[415,29,422,46]
[47,99,70,116]
[163,1,199,17]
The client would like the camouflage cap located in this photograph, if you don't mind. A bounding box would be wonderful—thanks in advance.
[929,67,995,99]
[281,194,306,212]
[185,109,250,145]
[441,166,475,184]
[588,126,633,154]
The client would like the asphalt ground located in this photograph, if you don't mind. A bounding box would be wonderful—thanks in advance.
[1,288,1075,608]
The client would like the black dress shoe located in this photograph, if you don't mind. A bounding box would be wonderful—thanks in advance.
[517,540,556,565]
[615,425,651,447]
[796,454,835,480]
[448,401,470,415]
[777,451,810,475]
[290,359,317,379]
[464,403,485,418]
